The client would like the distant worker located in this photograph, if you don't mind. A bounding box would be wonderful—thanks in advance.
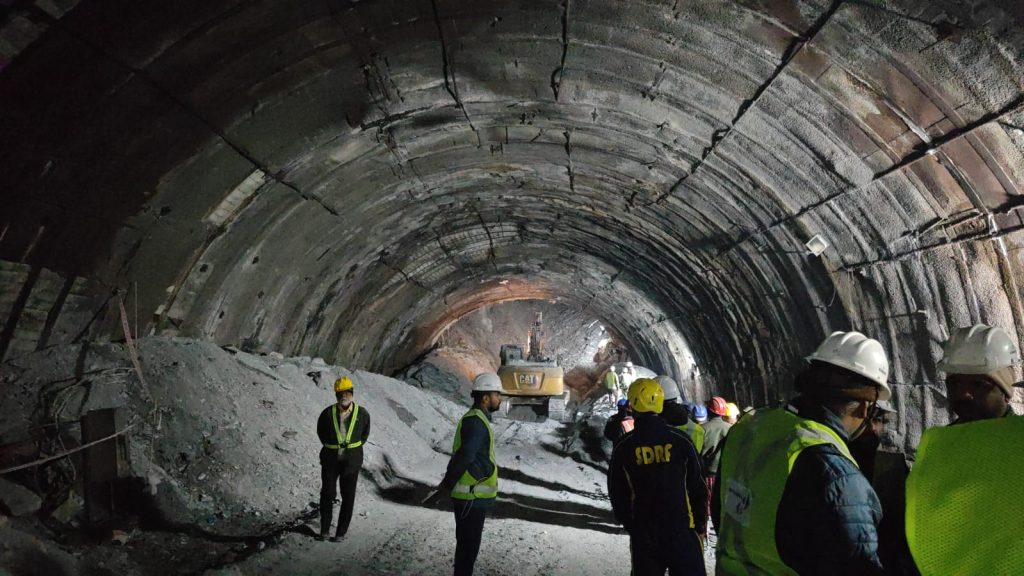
[905,324,1023,575]
[656,375,704,451]
[937,323,1021,422]
[316,376,371,541]
[603,398,634,444]
[700,396,732,536]
[621,361,637,389]
[438,373,503,576]
[609,378,708,575]
[723,402,740,424]
[714,331,890,575]
[691,403,708,424]
[603,366,621,405]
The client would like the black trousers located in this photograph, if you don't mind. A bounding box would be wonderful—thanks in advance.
[320,463,359,537]
[453,500,488,576]
[629,528,705,576]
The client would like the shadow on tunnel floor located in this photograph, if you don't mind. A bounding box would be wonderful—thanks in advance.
[379,483,621,535]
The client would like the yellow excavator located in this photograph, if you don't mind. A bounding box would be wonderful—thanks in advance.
[496,312,571,422]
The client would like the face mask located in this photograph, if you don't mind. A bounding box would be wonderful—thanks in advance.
[340,397,353,407]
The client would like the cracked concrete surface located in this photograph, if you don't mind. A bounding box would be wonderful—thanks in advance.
[2,0,1024,456]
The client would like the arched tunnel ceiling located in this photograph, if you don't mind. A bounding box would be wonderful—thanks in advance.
[2,0,1024,411]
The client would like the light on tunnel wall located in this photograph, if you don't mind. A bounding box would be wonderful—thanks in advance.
[805,234,829,257]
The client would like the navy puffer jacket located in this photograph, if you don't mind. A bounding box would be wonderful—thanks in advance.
[713,398,885,575]
[775,399,885,575]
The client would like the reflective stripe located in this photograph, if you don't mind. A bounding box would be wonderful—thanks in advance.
[907,416,1024,575]
[451,408,499,501]
[325,403,362,449]
[716,408,853,575]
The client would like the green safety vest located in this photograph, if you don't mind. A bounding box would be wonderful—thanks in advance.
[717,408,855,575]
[906,416,1024,575]
[324,403,364,450]
[451,408,499,501]
[676,420,705,452]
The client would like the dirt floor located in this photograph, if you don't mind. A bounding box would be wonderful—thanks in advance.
[0,337,714,575]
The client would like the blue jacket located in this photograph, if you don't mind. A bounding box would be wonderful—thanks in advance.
[714,397,885,575]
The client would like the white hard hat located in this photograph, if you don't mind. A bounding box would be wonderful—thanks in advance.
[471,372,503,393]
[625,361,633,367]
[938,324,1020,395]
[938,324,1019,374]
[655,375,680,402]
[806,331,891,400]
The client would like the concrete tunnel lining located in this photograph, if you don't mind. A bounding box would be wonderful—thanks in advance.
[1,0,1024,455]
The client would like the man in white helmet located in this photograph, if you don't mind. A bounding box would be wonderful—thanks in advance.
[713,331,889,575]
[937,323,1021,422]
[904,324,1023,575]
[437,373,503,576]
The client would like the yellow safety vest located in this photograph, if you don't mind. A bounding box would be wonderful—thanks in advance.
[906,416,1024,575]
[676,420,705,453]
[451,409,499,501]
[717,408,855,575]
[324,403,364,450]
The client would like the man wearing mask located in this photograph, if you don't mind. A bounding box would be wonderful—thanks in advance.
[438,373,503,576]
[714,331,888,575]
[316,376,371,541]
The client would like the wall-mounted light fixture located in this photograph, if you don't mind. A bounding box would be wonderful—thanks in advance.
[805,234,829,257]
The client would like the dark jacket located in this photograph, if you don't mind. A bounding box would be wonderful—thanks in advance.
[604,407,634,444]
[441,407,497,509]
[713,398,885,575]
[659,400,690,428]
[700,415,732,475]
[608,413,707,534]
[317,403,371,475]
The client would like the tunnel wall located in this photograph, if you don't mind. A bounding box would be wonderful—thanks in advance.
[2,0,1024,454]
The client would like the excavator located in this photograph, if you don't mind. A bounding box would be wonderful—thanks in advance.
[495,312,571,422]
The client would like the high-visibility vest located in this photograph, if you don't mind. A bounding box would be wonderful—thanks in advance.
[717,408,855,575]
[450,409,499,501]
[676,420,705,452]
[324,403,364,450]
[604,371,619,390]
[906,416,1024,575]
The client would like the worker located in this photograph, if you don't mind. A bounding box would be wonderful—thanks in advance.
[437,373,503,576]
[603,366,621,405]
[603,398,634,444]
[656,375,704,452]
[723,402,740,424]
[700,396,732,538]
[316,375,371,541]
[937,323,1020,422]
[621,361,637,389]
[714,331,889,575]
[905,324,1023,575]
[608,378,708,575]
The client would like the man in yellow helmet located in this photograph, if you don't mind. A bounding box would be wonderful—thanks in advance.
[437,372,503,576]
[608,377,707,575]
[316,375,371,541]
[714,331,888,575]
[905,324,1023,575]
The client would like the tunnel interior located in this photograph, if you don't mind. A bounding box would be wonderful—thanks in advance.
[2,0,1024,459]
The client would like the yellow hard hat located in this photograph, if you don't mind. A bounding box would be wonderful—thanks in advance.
[627,378,664,414]
[726,402,740,418]
[334,376,354,393]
